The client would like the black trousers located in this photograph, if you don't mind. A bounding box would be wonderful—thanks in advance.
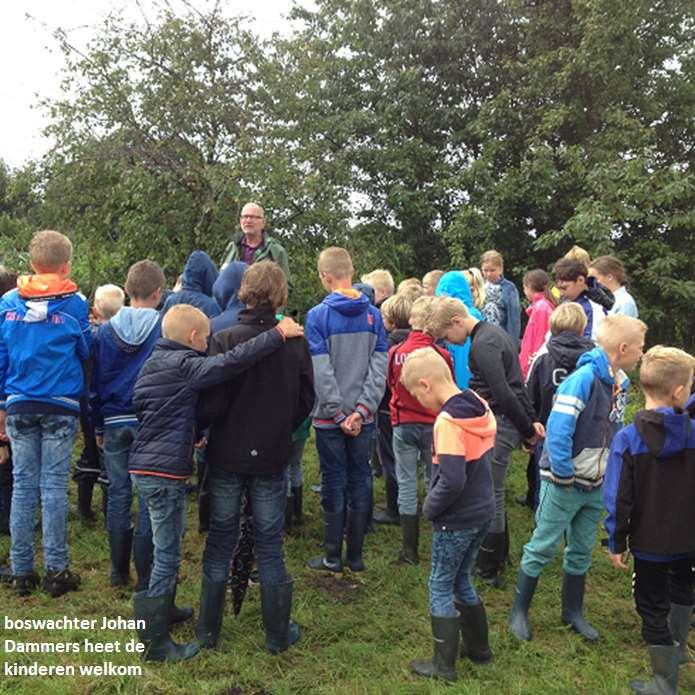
[633,556,695,645]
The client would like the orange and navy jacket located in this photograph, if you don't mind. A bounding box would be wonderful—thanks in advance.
[0,274,92,415]
[423,390,496,531]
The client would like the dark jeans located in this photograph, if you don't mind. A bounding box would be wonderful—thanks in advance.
[132,475,187,597]
[202,467,288,586]
[103,426,151,539]
[633,556,695,645]
[316,424,375,515]
[7,413,78,574]
[376,410,396,482]
[490,414,522,533]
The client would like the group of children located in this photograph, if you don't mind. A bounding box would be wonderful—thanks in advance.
[0,230,692,694]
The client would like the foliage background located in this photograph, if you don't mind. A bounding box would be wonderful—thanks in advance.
[1,0,693,348]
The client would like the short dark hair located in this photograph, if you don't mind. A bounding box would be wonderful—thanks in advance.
[553,258,588,282]
[124,260,166,300]
[238,260,288,310]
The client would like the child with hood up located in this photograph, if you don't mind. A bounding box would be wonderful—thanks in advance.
[211,262,248,334]
[162,250,221,318]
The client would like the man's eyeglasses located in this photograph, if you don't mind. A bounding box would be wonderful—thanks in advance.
[240,214,263,220]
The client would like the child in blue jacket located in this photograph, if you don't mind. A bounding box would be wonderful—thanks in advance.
[0,231,92,598]
[509,315,646,643]
[604,346,695,694]
[128,303,302,662]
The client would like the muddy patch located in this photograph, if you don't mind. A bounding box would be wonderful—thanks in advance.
[303,573,364,603]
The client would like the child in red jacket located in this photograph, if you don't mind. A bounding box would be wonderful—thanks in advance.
[388,296,454,563]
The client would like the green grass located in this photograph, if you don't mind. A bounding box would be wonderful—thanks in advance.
[0,444,692,695]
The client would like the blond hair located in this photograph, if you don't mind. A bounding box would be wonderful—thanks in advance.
[318,247,353,279]
[397,277,423,294]
[380,293,413,330]
[480,250,503,269]
[29,230,73,271]
[462,268,486,310]
[361,269,395,297]
[424,296,470,338]
[422,269,444,293]
[639,346,695,399]
[409,296,436,330]
[400,347,456,393]
[550,303,587,336]
[596,315,647,352]
[564,245,591,266]
[161,304,209,345]
[94,284,125,321]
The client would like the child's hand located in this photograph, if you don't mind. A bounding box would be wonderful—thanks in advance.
[0,445,8,465]
[341,412,362,437]
[608,550,629,570]
[194,437,207,449]
[0,411,7,442]
[277,317,304,339]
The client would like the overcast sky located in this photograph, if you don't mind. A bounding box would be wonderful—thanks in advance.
[0,0,300,168]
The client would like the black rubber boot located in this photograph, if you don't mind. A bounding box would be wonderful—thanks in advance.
[398,514,419,565]
[561,572,599,641]
[0,467,11,535]
[43,568,81,598]
[170,584,193,625]
[0,563,13,584]
[291,486,303,525]
[345,510,369,572]
[669,603,693,665]
[260,580,301,654]
[456,600,493,663]
[133,592,199,662]
[77,478,96,523]
[307,511,344,572]
[133,534,154,592]
[509,570,539,641]
[195,576,227,648]
[284,492,294,533]
[373,475,399,525]
[108,528,132,587]
[477,531,506,587]
[629,644,679,694]
[410,615,460,681]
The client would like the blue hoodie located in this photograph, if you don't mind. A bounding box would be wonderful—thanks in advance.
[305,288,388,427]
[161,250,221,318]
[540,347,629,490]
[210,261,247,334]
[435,271,484,388]
[90,307,161,430]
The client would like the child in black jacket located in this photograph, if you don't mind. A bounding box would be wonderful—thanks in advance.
[604,346,695,694]
[128,303,302,662]
[196,261,314,655]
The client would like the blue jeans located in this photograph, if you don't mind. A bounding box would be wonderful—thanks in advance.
[521,480,605,577]
[393,423,433,516]
[7,413,78,574]
[132,475,187,597]
[429,522,491,617]
[489,414,523,533]
[103,426,151,540]
[202,467,288,586]
[315,424,374,515]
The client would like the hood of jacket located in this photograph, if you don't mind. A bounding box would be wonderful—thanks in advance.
[323,288,370,317]
[634,407,693,459]
[110,307,161,346]
[576,346,628,388]
[442,389,497,440]
[17,274,77,300]
[352,282,375,305]
[547,331,594,372]
[585,277,615,311]
[182,250,218,296]
[212,261,247,310]
[436,271,483,319]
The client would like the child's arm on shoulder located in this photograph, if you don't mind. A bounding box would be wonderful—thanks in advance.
[603,429,633,568]
[196,333,237,428]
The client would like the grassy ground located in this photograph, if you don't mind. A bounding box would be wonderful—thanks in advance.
[0,443,692,695]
